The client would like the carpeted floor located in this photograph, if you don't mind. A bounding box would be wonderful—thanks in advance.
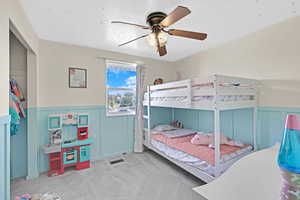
[12,150,207,200]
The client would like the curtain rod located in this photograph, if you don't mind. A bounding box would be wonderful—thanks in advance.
[95,56,145,65]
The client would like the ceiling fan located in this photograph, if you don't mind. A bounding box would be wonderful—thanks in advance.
[112,6,207,57]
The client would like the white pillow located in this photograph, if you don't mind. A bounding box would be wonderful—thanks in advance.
[152,124,177,132]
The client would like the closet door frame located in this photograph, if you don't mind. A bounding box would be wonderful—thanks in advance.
[9,22,39,181]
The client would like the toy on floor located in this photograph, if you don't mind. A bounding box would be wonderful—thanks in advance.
[278,114,300,200]
[16,193,61,200]
[39,193,61,200]
[43,112,92,177]
[15,194,32,200]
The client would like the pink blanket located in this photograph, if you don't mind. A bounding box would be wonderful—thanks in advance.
[152,134,248,166]
[152,133,196,146]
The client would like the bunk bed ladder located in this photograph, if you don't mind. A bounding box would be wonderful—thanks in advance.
[186,79,192,107]
[144,86,151,146]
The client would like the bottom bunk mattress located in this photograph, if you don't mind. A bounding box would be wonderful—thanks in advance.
[151,134,253,176]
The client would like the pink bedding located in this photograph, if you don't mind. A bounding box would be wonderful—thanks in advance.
[152,133,196,146]
[152,134,249,166]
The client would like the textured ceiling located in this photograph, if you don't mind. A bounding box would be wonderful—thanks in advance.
[20,0,300,61]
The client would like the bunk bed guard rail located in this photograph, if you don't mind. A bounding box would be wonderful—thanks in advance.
[148,79,192,108]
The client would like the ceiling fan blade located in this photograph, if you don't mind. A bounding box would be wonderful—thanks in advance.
[155,33,167,56]
[160,6,191,28]
[168,29,207,40]
[111,21,150,29]
[118,34,148,47]
[158,45,167,56]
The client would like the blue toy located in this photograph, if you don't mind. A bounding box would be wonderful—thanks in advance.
[278,114,300,200]
[278,114,300,173]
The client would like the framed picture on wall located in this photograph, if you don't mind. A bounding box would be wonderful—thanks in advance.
[69,67,87,88]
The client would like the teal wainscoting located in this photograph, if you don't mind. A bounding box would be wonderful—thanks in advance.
[27,107,39,179]
[257,107,300,149]
[0,115,11,200]
[148,107,300,149]
[20,105,300,178]
[10,115,27,179]
[174,108,254,145]
[37,106,135,174]
[9,108,39,180]
[144,107,173,129]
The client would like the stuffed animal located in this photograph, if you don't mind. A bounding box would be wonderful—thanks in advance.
[191,132,244,147]
[190,133,211,145]
[154,78,163,85]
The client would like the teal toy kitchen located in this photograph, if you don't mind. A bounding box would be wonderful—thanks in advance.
[43,112,92,176]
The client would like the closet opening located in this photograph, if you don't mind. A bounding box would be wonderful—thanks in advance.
[9,31,28,179]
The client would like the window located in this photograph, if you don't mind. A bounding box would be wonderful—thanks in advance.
[106,60,137,116]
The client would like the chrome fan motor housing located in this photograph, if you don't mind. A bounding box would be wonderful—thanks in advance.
[146,12,167,27]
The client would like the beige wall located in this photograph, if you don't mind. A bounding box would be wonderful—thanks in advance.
[0,0,39,116]
[38,40,176,107]
[175,16,300,108]
[0,0,10,116]
[2,0,299,111]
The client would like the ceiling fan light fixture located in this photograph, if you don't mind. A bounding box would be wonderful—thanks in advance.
[112,6,207,57]
[146,32,168,47]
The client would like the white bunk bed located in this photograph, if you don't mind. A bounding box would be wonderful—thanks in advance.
[143,74,259,183]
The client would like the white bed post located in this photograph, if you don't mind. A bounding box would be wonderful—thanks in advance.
[214,109,221,177]
[253,107,258,151]
[213,75,221,177]
[187,79,192,107]
[147,86,151,146]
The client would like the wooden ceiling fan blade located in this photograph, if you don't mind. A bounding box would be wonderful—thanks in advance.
[111,21,150,29]
[160,6,191,28]
[158,45,167,56]
[118,34,148,47]
[168,29,207,40]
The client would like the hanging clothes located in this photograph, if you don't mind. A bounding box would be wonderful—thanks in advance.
[9,78,26,136]
[9,108,20,136]
[10,79,25,101]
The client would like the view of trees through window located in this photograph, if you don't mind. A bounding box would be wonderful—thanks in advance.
[106,61,136,115]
